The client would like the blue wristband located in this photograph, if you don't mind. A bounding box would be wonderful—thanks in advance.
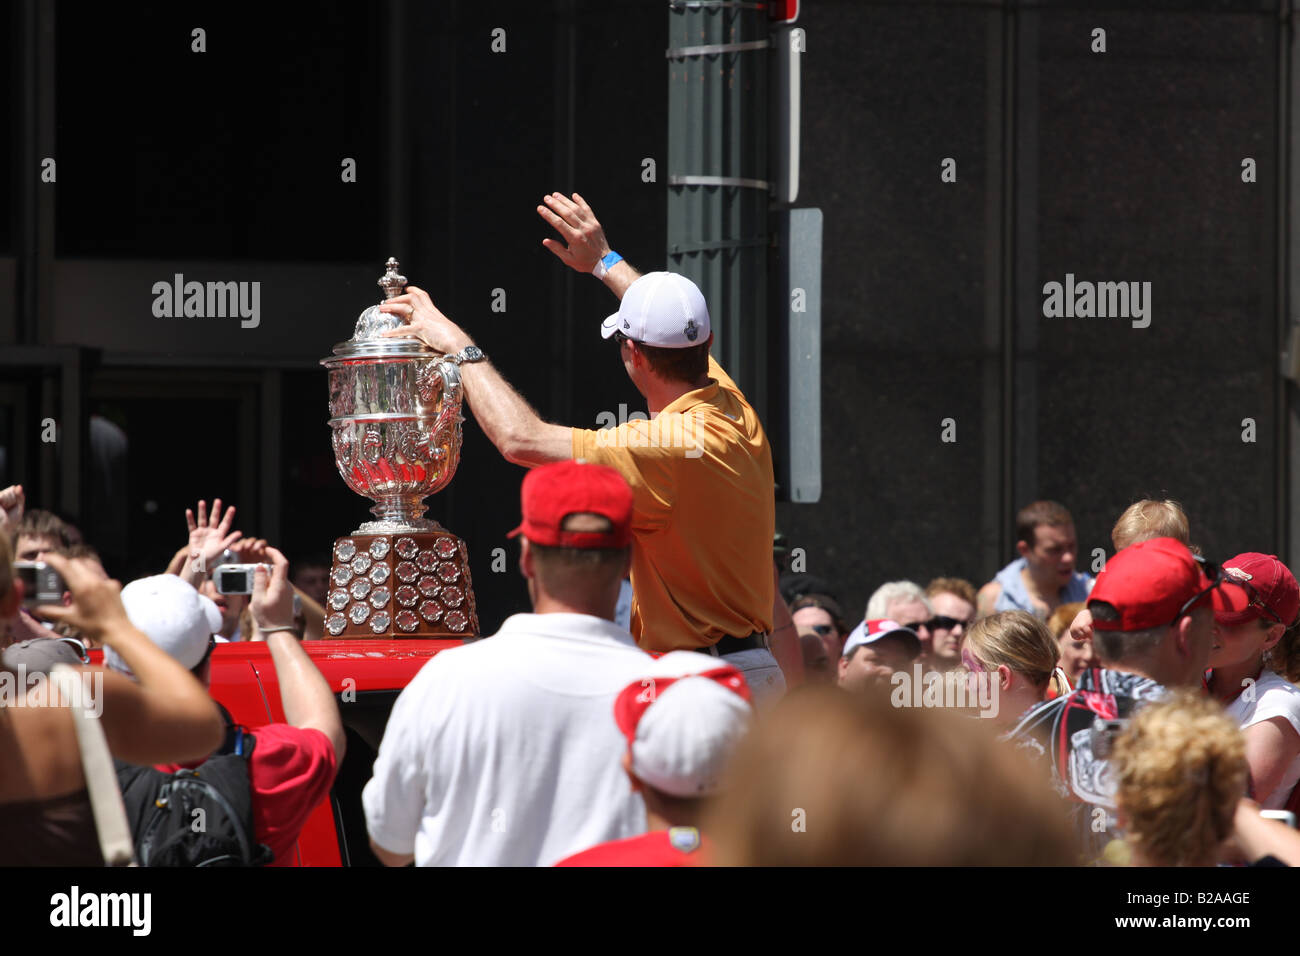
[594,251,624,279]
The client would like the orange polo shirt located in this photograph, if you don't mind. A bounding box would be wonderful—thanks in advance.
[572,356,774,652]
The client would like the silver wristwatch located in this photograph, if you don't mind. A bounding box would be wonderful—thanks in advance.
[444,345,486,366]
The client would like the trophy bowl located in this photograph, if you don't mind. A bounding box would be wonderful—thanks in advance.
[322,259,465,535]
[324,344,464,533]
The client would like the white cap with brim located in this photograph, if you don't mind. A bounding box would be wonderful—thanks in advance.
[600,271,711,348]
[841,619,923,660]
[106,574,221,676]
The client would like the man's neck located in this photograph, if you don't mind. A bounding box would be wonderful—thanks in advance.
[530,595,616,620]
[645,805,701,832]
[1098,657,1182,690]
[1021,564,1062,601]
[644,374,712,417]
[1208,658,1265,702]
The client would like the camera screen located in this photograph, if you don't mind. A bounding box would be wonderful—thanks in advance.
[218,569,250,593]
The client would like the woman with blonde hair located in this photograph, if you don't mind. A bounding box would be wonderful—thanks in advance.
[962,610,1070,725]
[1112,689,1247,866]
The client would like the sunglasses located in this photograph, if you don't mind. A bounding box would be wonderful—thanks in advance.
[613,330,637,346]
[808,624,836,637]
[1218,563,1289,626]
[1168,557,1226,626]
[920,615,973,632]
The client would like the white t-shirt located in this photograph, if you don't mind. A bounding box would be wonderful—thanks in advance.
[362,612,656,866]
[1225,669,1300,810]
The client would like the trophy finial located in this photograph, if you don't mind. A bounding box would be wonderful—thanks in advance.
[378,257,407,300]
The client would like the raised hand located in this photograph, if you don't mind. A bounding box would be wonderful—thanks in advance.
[184,499,242,580]
[229,537,271,566]
[537,192,611,273]
[0,484,24,536]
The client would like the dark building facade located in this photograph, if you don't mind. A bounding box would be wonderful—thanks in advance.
[4,0,1297,631]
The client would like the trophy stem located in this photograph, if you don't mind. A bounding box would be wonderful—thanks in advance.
[355,494,438,534]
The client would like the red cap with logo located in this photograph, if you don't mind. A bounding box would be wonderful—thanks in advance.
[1212,553,1300,627]
[1087,537,1213,632]
[507,460,633,549]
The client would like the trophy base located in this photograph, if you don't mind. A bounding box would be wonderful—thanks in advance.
[323,530,479,639]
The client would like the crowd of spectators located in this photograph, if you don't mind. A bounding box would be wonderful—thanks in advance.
[6,471,1300,867]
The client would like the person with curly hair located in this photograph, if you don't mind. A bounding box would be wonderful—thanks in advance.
[1112,689,1247,867]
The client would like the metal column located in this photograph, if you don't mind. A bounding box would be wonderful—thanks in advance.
[667,0,770,415]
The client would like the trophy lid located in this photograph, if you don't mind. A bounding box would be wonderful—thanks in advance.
[322,257,434,365]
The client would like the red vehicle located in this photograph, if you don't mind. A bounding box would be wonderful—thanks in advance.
[205,638,460,866]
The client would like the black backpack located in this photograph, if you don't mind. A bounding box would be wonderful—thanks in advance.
[115,716,274,867]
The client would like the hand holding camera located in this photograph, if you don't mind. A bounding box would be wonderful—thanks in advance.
[251,546,295,633]
[28,552,131,643]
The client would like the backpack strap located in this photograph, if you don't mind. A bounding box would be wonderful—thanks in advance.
[50,664,137,867]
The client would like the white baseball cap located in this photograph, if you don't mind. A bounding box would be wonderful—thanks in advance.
[107,574,221,676]
[600,272,711,348]
[841,619,923,660]
[615,651,752,798]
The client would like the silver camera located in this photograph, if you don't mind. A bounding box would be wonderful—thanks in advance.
[15,561,65,607]
[213,563,267,595]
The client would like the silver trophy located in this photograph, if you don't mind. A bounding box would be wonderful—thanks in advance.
[319,258,478,638]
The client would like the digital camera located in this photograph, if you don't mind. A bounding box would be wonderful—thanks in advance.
[213,563,267,595]
[15,561,66,607]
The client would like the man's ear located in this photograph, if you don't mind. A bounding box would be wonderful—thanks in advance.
[1173,616,1193,658]
[1015,538,1031,560]
[519,539,534,581]
[837,652,851,684]
[621,750,643,793]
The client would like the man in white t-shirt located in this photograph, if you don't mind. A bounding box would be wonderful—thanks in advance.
[1206,552,1300,810]
[362,460,654,866]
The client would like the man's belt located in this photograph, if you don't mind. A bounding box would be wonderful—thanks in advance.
[695,631,770,657]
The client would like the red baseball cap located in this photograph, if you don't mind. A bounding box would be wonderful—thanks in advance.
[507,460,633,549]
[1212,553,1300,627]
[1088,537,1213,632]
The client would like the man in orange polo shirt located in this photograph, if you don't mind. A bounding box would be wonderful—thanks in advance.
[378,192,794,702]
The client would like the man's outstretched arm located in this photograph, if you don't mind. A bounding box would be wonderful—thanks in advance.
[378,289,572,468]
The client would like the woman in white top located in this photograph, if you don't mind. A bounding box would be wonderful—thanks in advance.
[1206,553,1300,811]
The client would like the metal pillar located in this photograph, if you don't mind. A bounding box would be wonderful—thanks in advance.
[666,0,770,415]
